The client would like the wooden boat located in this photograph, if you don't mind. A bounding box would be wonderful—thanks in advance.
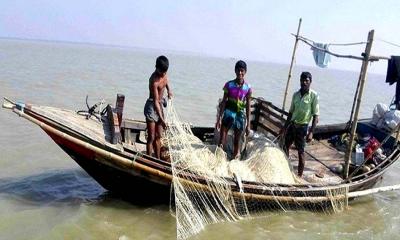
[3,95,400,209]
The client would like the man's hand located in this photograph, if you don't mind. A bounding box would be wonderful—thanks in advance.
[306,131,313,142]
[279,127,286,136]
[245,124,251,136]
[215,120,221,130]
[160,119,167,129]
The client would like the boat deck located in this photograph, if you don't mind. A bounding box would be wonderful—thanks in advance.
[30,105,121,151]
[289,139,344,184]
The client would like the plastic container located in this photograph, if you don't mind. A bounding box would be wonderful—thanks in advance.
[354,144,364,166]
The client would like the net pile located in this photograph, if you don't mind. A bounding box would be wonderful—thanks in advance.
[164,100,348,239]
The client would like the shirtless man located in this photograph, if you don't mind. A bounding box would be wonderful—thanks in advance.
[143,56,173,158]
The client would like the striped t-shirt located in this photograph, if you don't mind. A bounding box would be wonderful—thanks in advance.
[223,80,252,113]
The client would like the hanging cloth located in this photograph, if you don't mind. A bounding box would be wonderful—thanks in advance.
[311,43,331,68]
[386,56,400,107]
[386,56,400,85]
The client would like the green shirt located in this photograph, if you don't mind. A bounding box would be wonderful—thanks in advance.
[289,89,319,125]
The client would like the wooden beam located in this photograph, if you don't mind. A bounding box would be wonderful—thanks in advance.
[344,30,375,179]
[282,18,302,111]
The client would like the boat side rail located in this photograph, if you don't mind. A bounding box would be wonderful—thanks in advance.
[251,98,288,136]
[347,146,400,183]
[121,119,147,145]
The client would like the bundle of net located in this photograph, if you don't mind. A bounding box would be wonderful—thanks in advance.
[163,100,347,239]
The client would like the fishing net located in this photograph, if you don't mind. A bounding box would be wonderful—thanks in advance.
[164,100,348,240]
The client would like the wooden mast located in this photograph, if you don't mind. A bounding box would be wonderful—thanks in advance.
[282,18,302,111]
[344,30,375,179]
[347,59,366,129]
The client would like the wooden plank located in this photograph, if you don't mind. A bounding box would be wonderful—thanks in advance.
[115,94,125,126]
[258,111,285,129]
[121,119,147,131]
[257,122,279,136]
[30,105,121,150]
[288,139,344,184]
[258,104,287,123]
[259,101,289,117]
[124,128,132,145]
[106,105,122,144]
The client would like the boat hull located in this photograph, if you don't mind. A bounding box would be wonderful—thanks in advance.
[46,129,171,203]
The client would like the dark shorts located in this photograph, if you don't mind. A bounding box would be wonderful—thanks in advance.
[144,98,167,122]
[221,109,246,131]
[284,123,308,153]
[144,99,159,122]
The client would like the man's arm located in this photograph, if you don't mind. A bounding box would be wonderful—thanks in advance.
[166,79,173,99]
[307,93,320,142]
[215,92,228,130]
[306,115,319,142]
[152,82,166,128]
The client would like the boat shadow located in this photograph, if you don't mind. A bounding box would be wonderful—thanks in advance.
[0,169,170,207]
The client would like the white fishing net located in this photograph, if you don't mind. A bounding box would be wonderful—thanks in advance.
[164,100,348,240]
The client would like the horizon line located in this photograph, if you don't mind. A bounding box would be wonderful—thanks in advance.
[0,36,383,76]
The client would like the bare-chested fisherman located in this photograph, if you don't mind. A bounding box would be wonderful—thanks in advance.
[143,56,173,158]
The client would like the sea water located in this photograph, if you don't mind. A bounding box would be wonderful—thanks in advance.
[0,39,399,239]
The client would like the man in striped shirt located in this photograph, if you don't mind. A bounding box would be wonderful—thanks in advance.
[216,60,252,159]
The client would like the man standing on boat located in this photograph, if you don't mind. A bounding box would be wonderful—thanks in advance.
[215,60,252,159]
[281,72,319,177]
[144,55,173,159]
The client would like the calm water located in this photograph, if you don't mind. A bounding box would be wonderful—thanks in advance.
[1,39,399,239]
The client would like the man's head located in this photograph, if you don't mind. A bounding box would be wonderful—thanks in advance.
[235,60,247,82]
[155,55,169,75]
[300,71,312,92]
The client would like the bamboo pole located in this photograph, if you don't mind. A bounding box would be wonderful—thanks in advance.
[348,60,366,129]
[282,18,302,111]
[344,30,375,179]
[348,184,400,198]
[395,123,400,148]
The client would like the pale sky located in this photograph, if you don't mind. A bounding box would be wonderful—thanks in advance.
[1,0,400,73]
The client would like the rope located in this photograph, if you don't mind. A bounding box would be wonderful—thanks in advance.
[295,34,367,46]
[296,36,364,61]
[377,38,400,48]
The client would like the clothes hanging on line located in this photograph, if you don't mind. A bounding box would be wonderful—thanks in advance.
[386,56,400,108]
[386,56,400,85]
[311,43,331,68]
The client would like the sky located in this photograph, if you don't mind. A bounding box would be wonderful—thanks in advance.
[1,0,400,74]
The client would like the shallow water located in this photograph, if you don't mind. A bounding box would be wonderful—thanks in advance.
[0,39,399,239]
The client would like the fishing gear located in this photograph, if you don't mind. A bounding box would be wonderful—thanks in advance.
[77,95,107,121]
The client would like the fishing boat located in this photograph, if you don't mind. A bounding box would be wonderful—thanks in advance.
[2,94,399,208]
[3,24,400,209]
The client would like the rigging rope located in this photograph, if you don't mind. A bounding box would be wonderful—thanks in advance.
[297,36,364,60]
[376,38,400,48]
[295,34,367,46]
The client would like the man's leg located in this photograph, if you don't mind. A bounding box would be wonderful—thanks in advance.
[219,110,234,150]
[295,126,307,177]
[298,152,305,177]
[154,121,163,159]
[233,129,242,159]
[219,125,228,148]
[146,120,156,156]
[283,125,294,155]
